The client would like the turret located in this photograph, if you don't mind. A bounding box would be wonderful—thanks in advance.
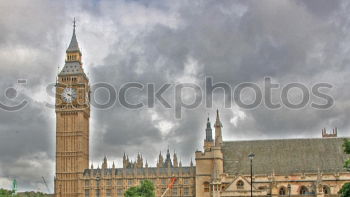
[322,128,338,138]
[141,155,144,167]
[164,148,173,168]
[102,156,108,169]
[205,117,213,141]
[136,153,143,168]
[157,151,164,168]
[173,152,178,167]
[123,153,129,168]
[204,116,214,151]
[214,109,223,147]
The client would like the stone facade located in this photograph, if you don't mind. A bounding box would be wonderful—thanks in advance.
[55,24,350,197]
[81,153,195,197]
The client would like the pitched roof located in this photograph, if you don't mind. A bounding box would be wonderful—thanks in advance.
[222,137,349,175]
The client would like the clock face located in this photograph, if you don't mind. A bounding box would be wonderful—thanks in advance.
[61,88,77,103]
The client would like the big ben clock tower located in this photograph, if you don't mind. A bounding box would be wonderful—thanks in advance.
[55,20,90,197]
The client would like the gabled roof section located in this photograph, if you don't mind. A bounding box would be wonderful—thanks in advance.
[224,175,257,192]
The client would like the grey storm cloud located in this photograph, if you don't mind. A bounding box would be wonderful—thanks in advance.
[0,0,350,192]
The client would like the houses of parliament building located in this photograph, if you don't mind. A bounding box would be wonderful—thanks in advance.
[54,23,350,197]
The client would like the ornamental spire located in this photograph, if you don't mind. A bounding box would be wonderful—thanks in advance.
[73,17,76,31]
[214,109,223,128]
[66,18,80,53]
[205,116,213,142]
[214,109,223,147]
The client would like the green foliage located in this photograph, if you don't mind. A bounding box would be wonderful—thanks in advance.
[0,188,50,197]
[339,140,350,196]
[17,191,49,197]
[343,139,350,154]
[0,188,18,196]
[124,180,155,197]
[339,182,350,197]
[344,139,350,170]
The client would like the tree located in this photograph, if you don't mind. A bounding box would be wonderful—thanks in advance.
[339,183,350,197]
[339,139,350,197]
[124,180,156,197]
[0,188,51,197]
[0,188,18,197]
[17,191,49,197]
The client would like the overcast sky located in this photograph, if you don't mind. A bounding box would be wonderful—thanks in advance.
[0,0,350,193]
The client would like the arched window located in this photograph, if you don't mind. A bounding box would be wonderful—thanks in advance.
[237,180,244,189]
[300,186,308,195]
[279,187,286,196]
[323,185,330,195]
[204,182,209,192]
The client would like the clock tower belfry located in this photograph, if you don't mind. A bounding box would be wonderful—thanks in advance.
[55,19,90,197]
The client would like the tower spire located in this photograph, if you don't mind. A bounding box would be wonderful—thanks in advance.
[214,109,222,128]
[205,116,213,142]
[66,18,80,54]
[73,17,76,32]
[214,109,223,146]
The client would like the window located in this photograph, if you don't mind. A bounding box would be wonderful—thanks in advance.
[85,190,90,197]
[279,187,286,196]
[96,179,100,188]
[162,179,167,185]
[128,179,133,185]
[117,189,123,196]
[184,178,189,185]
[300,186,308,195]
[117,179,123,186]
[184,187,189,195]
[106,189,111,197]
[96,189,100,197]
[107,179,112,186]
[204,182,210,192]
[172,188,178,196]
[237,180,244,189]
[85,180,90,187]
[323,185,330,195]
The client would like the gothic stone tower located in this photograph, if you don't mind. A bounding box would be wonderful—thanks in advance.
[195,110,224,197]
[55,20,90,197]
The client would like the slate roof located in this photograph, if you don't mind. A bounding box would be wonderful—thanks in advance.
[222,137,349,175]
[59,62,84,76]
